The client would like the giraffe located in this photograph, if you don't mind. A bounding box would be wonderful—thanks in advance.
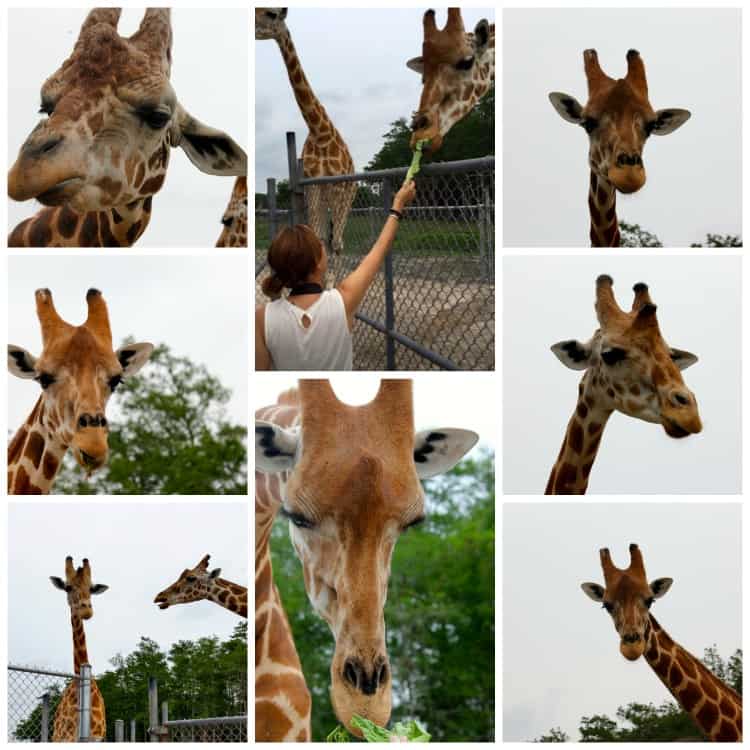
[50,556,109,741]
[154,554,248,618]
[8,8,246,247]
[255,380,478,738]
[582,544,742,741]
[216,177,248,248]
[549,49,691,247]
[255,8,356,260]
[546,275,701,494]
[7,288,153,494]
[407,8,495,152]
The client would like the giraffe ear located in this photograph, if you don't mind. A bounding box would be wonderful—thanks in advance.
[649,109,691,136]
[255,420,299,473]
[413,428,478,479]
[581,582,605,602]
[551,340,592,370]
[669,348,698,371]
[473,19,490,51]
[549,92,584,124]
[116,343,154,379]
[406,56,424,75]
[174,106,248,177]
[90,584,109,595]
[649,577,673,599]
[209,568,222,579]
[50,577,73,592]
[8,346,38,379]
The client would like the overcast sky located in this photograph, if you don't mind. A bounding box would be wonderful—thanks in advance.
[7,255,249,452]
[503,502,742,741]
[255,7,494,194]
[503,9,741,247]
[8,502,247,676]
[7,8,248,247]
[503,255,741,494]
[254,374,495,460]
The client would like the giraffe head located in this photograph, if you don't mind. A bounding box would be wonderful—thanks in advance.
[216,177,248,247]
[551,275,702,438]
[256,380,477,734]
[8,288,153,474]
[407,8,494,152]
[50,556,109,621]
[549,49,690,194]
[154,554,221,609]
[254,8,289,41]
[8,9,246,214]
[582,544,672,661]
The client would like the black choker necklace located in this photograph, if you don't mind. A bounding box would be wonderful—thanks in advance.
[289,282,324,297]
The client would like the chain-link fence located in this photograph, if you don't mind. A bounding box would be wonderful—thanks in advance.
[255,131,495,371]
[8,664,81,742]
[164,716,247,742]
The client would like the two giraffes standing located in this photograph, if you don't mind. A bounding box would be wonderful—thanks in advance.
[48,554,246,741]
[7,9,248,248]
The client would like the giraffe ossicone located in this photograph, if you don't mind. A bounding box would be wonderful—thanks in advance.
[8,8,247,247]
[549,49,690,247]
[154,553,248,618]
[407,7,495,152]
[255,380,478,738]
[582,543,742,741]
[546,275,701,494]
[7,288,153,494]
[50,556,108,741]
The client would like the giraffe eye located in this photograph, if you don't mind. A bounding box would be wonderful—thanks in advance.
[39,99,55,116]
[644,597,654,608]
[403,515,426,532]
[136,107,171,130]
[280,507,316,530]
[582,117,599,134]
[455,56,475,71]
[601,347,627,366]
[602,601,613,613]
[35,372,55,389]
[186,576,197,583]
[108,375,122,392]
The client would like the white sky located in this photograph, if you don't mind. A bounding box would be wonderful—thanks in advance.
[8,502,247,675]
[503,255,741,494]
[503,9,742,247]
[255,7,495,194]
[7,8,248,247]
[254,373,496,458]
[7,254,249,438]
[503,503,742,742]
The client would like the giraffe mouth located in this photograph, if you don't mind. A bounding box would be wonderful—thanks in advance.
[36,177,83,207]
[663,420,692,439]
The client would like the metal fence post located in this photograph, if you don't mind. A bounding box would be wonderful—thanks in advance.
[78,664,92,742]
[115,719,124,742]
[130,719,136,742]
[41,692,50,742]
[267,177,278,240]
[382,177,396,370]
[148,677,159,742]
[162,701,169,727]
[286,132,305,225]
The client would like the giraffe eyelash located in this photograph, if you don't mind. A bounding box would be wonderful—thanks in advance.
[280,507,316,530]
[35,372,55,389]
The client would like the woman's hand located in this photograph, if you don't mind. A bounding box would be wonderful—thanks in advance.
[393,180,417,212]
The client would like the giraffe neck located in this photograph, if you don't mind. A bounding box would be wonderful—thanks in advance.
[588,171,620,247]
[208,578,248,618]
[7,396,68,495]
[275,29,334,139]
[644,615,743,741]
[71,612,90,675]
[546,379,612,494]
[8,197,152,248]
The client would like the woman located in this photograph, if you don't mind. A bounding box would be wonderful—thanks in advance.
[255,180,417,370]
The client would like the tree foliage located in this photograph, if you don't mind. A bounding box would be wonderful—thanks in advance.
[619,221,742,248]
[271,451,495,741]
[53,343,246,495]
[536,647,742,742]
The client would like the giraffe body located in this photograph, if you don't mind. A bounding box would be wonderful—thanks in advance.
[549,49,690,247]
[407,8,495,152]
[582,544,742,741]
[216,177,248,248]
[7,288,153,494]
[50,557,108,742]
[8,8,246,247]
[255,9,356,256]
[255,381,477,737]
[154,554,247,618]
[546,275,701,494]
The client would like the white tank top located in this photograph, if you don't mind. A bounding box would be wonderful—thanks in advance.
[264,289,353,371]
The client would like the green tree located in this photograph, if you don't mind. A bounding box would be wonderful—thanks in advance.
[12,684,63,741]
[272,451,495,741]
[53,343,246,495]
[619,222,663,247]
[690,234,742,247]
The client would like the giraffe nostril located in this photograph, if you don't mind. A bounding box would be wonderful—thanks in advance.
[78,415,89,429]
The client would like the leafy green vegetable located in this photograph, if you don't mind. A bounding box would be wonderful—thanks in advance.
[327,716,431,743]
[326,724,353,742]
[405,139,430,183]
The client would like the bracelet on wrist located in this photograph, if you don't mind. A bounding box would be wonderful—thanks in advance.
[389,208,403,220]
